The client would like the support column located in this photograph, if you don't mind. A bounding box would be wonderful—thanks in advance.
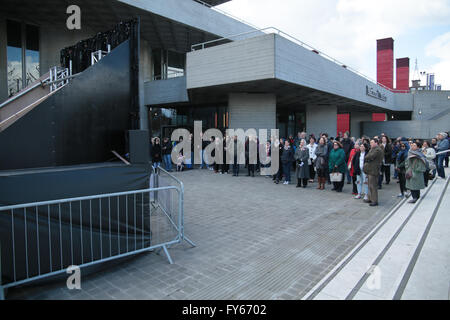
[139,37,149,130]
[228,93,276,133]
[306,105,337,138]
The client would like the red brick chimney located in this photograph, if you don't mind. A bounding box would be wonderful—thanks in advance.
[377,38,394,89]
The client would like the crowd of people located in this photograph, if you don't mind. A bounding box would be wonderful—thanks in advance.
[149,130,450,207]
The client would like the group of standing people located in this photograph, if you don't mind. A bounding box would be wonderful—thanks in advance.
[150,130,450,206]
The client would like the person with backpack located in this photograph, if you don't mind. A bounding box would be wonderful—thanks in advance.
[405,141,427,204]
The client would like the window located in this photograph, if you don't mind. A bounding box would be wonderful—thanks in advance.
[25,24,40,86]
[7,20,22,96]
[6,20,40,96]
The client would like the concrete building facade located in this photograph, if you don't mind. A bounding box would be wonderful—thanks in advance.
[1,0,449,144]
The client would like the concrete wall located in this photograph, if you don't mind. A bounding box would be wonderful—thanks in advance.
[228,93,276,133]
[411,90,450,120]
[274,35,406,111]
[118,0,257,40]
[393,93,414,112]
[0,17,7,104]
[187,33,414,112]
[187,34,275,89]
[362,114,450,139]
[350,111,373,138]
[144,76,189,106]
[306,105,337,138]
[39,25,96,76]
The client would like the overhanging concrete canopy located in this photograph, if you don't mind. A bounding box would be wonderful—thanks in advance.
[0,0,246,53]
[187,33,414,112]
[195,0,232,6]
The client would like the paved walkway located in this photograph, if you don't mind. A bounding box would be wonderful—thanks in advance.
[8,168,402,300]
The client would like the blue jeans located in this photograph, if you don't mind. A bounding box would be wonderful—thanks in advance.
[186,152,194,169]
[163,154,172,171]
[437,155,446,178]
[153,162,161,169]
[200,150,209,169]
[356,173,369,197]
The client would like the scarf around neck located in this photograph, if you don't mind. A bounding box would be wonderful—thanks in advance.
[408,149,426,164]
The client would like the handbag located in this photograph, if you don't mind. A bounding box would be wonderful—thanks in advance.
[330,171,343,182]
[405,169,413,180]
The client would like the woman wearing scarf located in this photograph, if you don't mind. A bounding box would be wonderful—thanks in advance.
[295,139,310,188]
[352,142,369,200]
[307,137,318,183]
[347,140,361,195]
[315,137,328,190]
[405,141,427,204]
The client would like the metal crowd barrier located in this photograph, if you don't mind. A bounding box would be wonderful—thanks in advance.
[0,168,195,300]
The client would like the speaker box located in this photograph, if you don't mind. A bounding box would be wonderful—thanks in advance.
[128,130,149,164]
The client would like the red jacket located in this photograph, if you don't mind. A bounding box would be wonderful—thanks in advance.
[348,148,358,177]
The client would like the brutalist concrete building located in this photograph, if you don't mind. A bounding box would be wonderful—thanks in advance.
[1,0,449,170]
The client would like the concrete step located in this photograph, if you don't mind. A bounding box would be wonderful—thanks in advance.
[303,168,450,300]
[400,176,450,300]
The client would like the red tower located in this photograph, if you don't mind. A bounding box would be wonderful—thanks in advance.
[377,38,394,89]
[396,57,410,91]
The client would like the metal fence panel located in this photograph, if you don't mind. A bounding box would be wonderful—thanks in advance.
[0,168,194,299]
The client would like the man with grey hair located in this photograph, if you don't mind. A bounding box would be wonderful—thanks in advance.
[436,132,449,179]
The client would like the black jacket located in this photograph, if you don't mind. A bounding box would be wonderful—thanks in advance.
[382,143,393,164]
[152,144,162,162]
[342,138,354,160]
[281,146,294,164]
[161,141,172,155]
[352,151,362,176]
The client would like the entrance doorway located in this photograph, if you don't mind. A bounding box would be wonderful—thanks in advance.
[276,109,306,139]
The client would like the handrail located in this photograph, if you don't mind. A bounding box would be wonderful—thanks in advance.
[191,26,411,94]
[0,186,179,211]
[42,73,80,86]
[0,78,49,109]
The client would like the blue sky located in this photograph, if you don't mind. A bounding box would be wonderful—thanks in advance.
[218,0,450,89]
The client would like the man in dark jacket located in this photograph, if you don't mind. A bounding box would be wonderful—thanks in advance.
[161,137,173,171]
[364,138,384,206]
[436,132,449,178]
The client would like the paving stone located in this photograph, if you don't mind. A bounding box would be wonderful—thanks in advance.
[6,169,400,300]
